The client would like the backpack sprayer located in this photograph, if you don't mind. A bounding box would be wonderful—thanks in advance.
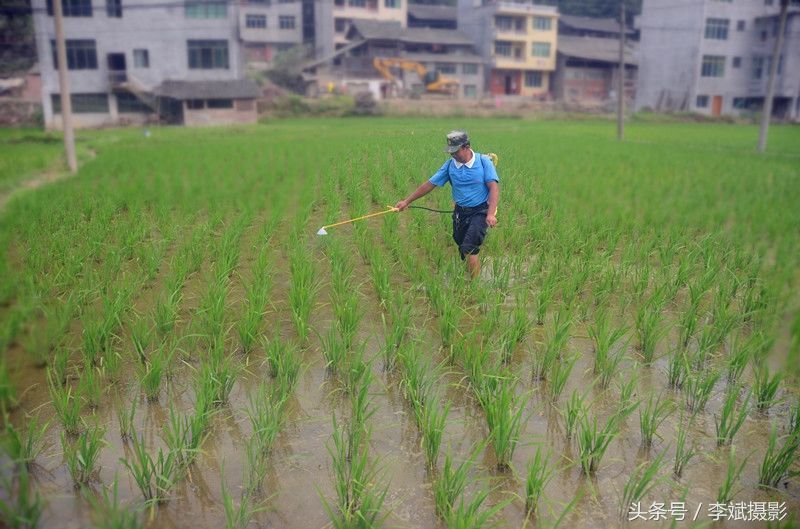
[316,152,499,236]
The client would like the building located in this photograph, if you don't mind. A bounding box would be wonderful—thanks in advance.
[456,0,558,98]
[32,0,260,128]
[305,18,483,100]
[553,35,636,104]
[636,0,800,119]
[312,0,409,62]
[558,14,637,40]
[239,0,303,67]
[407,3,456,29]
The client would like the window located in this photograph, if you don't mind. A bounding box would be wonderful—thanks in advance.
[736,20,745,31]
[765,0,773,5]
[133,49,149,68]
[435,63,456,74]
[732,56,741,68]
[349,0,366,6]
[106,0,121,17]
[463,85,477,97]
[51,93,109,113]
[50,39,98,70]
[752,56,764,79]
[246,14,266,28]
[732,97,747,109]
[117,93,151,113]
[525,71,542,87]
[335,18,347,32]
[463,63,478,75]
[495,41,511,57]
[279,15,295,29]
[495,16,512,30]
[185,0,226,18]
[704,18,729,40]
[531,42,550,58]
[187,99,204,109]
[533,16,551,30]
[207,99,233,109]
[249,0,270,4]
[700,55,725,77]
[46,0,92,17]
[696,95,709,108]
[187,40,229,69]
[385,0,399,7]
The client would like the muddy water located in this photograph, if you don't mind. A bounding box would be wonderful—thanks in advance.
[4,216,800,529]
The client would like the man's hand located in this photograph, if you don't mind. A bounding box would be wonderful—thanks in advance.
[486,214,498,228]
[395,199,410,211]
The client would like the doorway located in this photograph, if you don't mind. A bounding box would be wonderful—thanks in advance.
[711,95,722,116]
[107,53,127,83]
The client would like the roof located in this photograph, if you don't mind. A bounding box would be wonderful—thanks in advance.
[348,19,475,46]
[557,35,637,66]
[407,4,456,21]
[401,52,483,64]
[559,14,632,35]
[154,79,261,100]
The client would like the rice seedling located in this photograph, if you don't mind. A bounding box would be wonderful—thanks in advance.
[534,268,558,326]
[48,370,82,436]
[381,296,411,372]
[288,245,319,344]
[1,413,49,467]
[635,289,668,364]
[62,424,106,486]
[618,372,640,418]
[221,471,261,529]
[50,345,69,387]
[679,293,702,350]
[790,399,799,434]
[433,448,476,519]
[533,306,572,381]
[577,411,622,474]
[369,249,392,306]
[85,474,143,529]
[121,429,178,505]
[500,299,529,363]
[716,447,747,504]
[420,392,450,470]
[619,450,665,519]
[714,386,751,446]
[318,326,347,373]
[562,389,586,441]
[546,352,577,402]
[673,414,698,478]
[726,334,751,384]
[588,311,627,389]
[665,348,686,390]
[0,358,16,411]
[753,362,782,412]
[525,446,555,515]
[238,286,266,355]
[476,377,527,471]
[136,344,169,403]
[445,487,510,529]
[244,434,270,494]
[683,365,719,413]
[116,399,136,443]
[460,334,491,390]
[154,290,181,337]
[639,392,673,448]
[199,274,228,342]
[758,424,800,489]
[399,343,438,409]
[246,382,286,452]
[0,463,43,529]
[77,362,103,409]
[322,414,388,529]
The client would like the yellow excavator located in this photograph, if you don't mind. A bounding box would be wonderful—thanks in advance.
[372,57,459,97]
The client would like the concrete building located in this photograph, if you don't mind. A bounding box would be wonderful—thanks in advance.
[304,18,483,100]
[32,0,260,128]
[558,14,637,40]
[457,0,558,98]
[407,3,456,29]
[239,0,303,67]
[553,36,636,104]
[312,0,408,61]
[636,0,800,119]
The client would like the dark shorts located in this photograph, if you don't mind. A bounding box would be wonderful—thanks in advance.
[452,202,488,260]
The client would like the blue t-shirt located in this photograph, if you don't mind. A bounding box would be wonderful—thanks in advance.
[428,151,499,207]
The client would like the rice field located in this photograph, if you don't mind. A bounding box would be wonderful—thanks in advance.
[1,117,799,529]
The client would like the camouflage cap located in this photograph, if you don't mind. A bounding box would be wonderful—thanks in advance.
[444,130,469,153]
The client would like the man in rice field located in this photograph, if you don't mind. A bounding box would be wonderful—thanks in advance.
[395,130,499,279]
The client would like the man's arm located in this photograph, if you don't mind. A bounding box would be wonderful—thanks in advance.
[486,181,499,228]
[395,181,436,211]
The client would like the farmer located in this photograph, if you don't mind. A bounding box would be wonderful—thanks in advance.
[395,130,499,279]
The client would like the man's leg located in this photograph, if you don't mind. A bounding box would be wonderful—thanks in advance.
[466,253,480,279]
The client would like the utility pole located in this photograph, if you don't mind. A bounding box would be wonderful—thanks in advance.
[53,0,78,173]
[617,1,625,141]
[758,0,789,153]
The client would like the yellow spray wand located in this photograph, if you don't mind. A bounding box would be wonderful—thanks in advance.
[317,206,398,236]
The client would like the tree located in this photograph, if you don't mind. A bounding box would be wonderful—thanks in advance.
[264,44,312,94]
